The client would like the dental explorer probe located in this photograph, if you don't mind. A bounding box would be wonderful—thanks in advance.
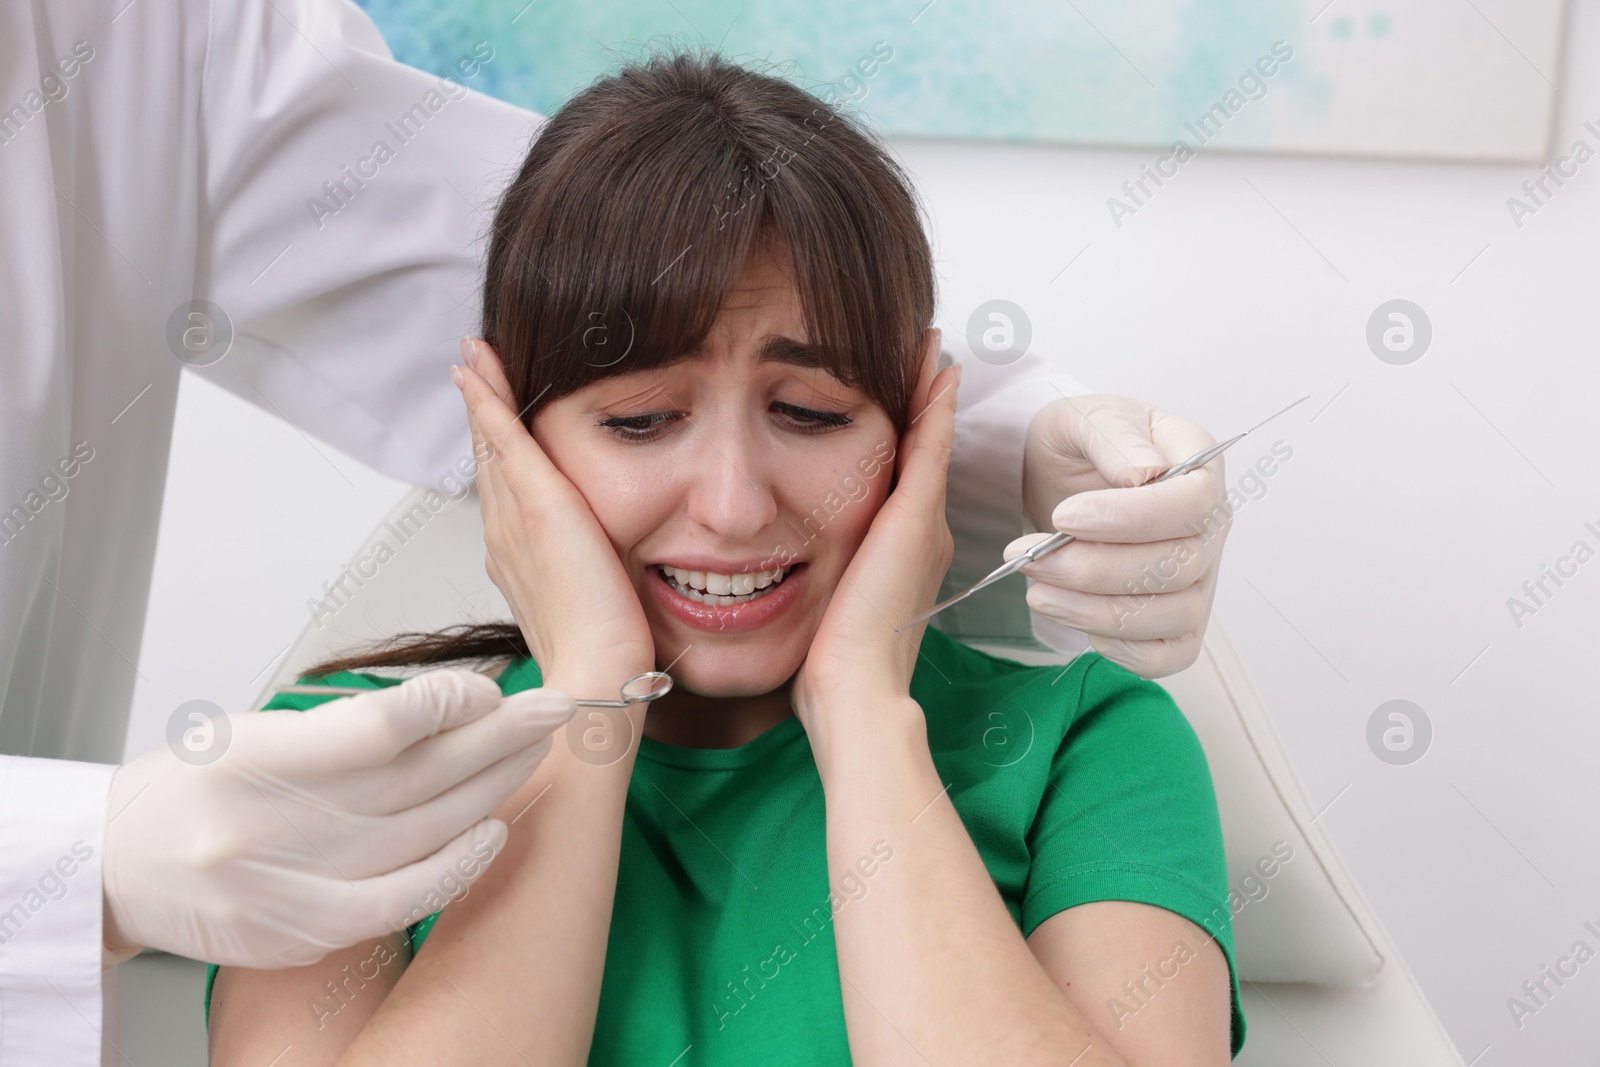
[275,671,674,705]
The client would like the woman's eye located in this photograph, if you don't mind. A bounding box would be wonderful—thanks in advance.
[597,403,850,442]
[773,402,851,434]
[597,411,681,442]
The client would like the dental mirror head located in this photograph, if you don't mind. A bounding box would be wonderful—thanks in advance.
[623,671,674,702]
[575,671,674,707]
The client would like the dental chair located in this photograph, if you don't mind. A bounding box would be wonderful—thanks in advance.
[133,485,1462,1065]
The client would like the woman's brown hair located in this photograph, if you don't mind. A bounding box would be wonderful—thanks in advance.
[304,49,935,678]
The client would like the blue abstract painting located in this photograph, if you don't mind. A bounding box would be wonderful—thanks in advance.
[355,0,1564,161]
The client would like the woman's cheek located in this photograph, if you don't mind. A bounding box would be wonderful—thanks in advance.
[823,470,889,558]
[839,495,881,555]
[582,453,679,550]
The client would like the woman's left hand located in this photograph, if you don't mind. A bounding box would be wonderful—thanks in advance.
[791,328,960,737]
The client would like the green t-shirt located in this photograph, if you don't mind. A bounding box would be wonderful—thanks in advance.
[206,627,1245,1058]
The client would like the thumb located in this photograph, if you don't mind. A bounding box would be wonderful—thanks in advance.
[894,327,949,484]
[457,352,584,520]
[896,361,960,503]
[290,670,506,774]
[1067,408,1170,489]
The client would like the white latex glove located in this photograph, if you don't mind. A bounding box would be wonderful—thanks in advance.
[1018,394,1230,679]
[102,670,573,968]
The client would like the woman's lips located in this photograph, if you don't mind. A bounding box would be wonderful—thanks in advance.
[648,563,807,633]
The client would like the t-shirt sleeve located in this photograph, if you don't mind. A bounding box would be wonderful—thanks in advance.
[1021,654,1246,1057]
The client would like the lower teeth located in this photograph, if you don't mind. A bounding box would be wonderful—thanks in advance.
[662,569,789,606]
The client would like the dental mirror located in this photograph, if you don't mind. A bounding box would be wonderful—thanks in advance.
[575,671,674,707]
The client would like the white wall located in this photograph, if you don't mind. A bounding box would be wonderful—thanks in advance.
[128,5,1600,1062]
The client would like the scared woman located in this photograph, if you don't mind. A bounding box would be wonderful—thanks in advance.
[206,50,1244,1067]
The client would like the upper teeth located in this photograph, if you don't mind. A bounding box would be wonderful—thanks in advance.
[662,565,789,596]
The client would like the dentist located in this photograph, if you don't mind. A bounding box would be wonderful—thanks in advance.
[0,0,1230,1063]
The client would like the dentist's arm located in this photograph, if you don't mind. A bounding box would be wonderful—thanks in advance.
[195,0,541,488]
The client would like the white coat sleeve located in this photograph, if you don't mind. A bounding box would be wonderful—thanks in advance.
[0,756,116,1065]
[194,0,542,489]
[936,334,1094,658]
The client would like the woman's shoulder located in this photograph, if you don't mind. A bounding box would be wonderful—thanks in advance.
[913,627,1175,713]
[911,628,1203,758]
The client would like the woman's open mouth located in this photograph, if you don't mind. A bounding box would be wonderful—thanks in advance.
[648,561,807,633]
[657,564,795,605]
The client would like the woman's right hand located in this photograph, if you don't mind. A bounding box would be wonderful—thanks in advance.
[453,337,655,688]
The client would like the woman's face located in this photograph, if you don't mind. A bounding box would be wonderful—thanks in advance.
[529,247,900,699]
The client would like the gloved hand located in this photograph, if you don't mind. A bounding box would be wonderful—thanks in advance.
[1016,394,1230,679]
[102,669,573,968]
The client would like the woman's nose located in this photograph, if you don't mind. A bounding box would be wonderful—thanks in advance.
[679,423,779,543]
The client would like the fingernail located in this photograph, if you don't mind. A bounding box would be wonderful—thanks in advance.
[1004,533,1051,561]
[1052,502,1092,530]
[450,364,465,390]
[460,337,479,368]
[506,688,576,723]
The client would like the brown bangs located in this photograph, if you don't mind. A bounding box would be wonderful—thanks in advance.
[480,50,935,435]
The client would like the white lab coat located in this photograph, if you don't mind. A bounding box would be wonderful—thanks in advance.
[0,1,1088,1061]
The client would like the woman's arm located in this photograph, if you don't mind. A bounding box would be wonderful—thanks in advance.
[795,343,1231,1061]
[335,674,641,1065]
[811,703,1114,1065]
[271,340,654,1063]
[810,701,1229,1067]
[209,932,412,1066]
[1026,900,1233,1065]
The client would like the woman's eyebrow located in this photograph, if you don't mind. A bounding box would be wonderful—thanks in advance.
[657,335,832,375]
[755,335,828,369]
